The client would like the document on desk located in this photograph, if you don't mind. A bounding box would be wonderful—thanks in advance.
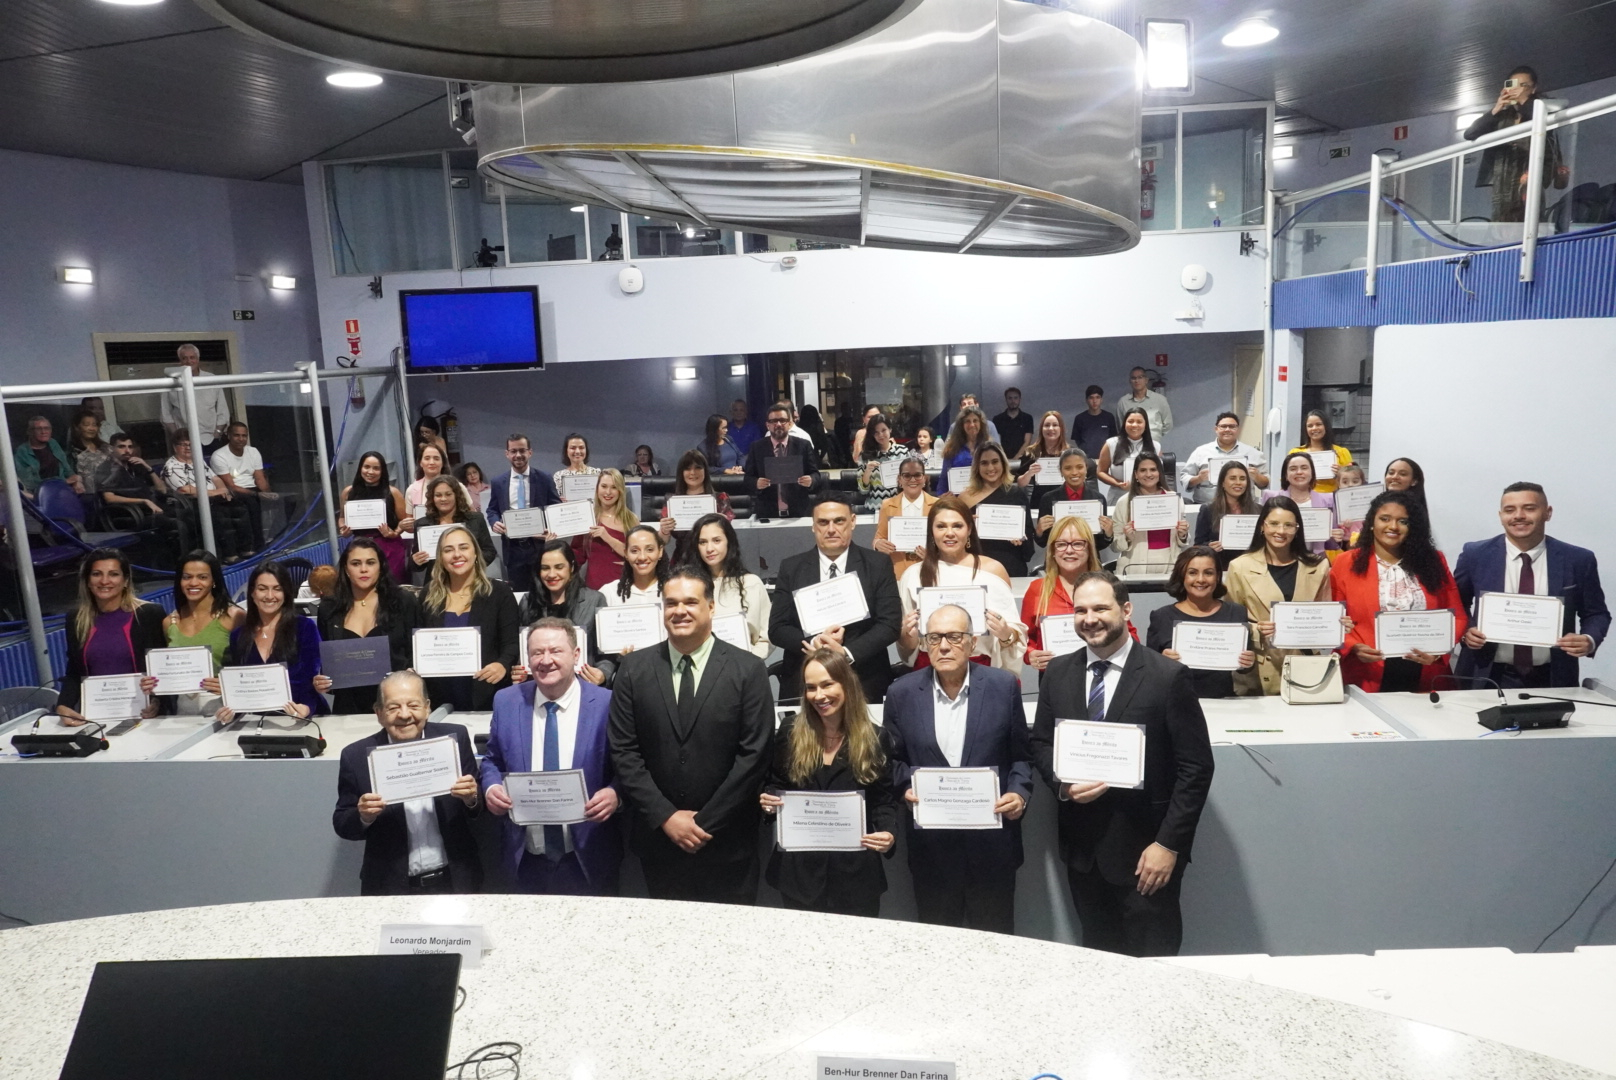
[1054,719,1146,788]
[1218,514,1258,550]
[219,664,293,714]
[776,790,866,851]
[1269,601,1346,649]
[414,523,452,556]
[594,604,666,654]
[505,769,589,826]
[321,638,393,690]
[918,585,988,635]
[1334,482,1382,524]
[711,613,751,651]
[561,473,599,503]
[1300,507,1333,545]
[1171,622,1248,670]
[763,455,804,487]
[1051,500,1105,530]
[886,516,928,553]
[144,645,214,695]
[974,503,1026,542]
[793,573,869,636]
[911,767,1001,829]
[1476,591,1563,648]
[343,498,387,531]
[1033,457,1064,484]
[663,495,717,532]
[1041,615,1083,656]
[501,506,548,538]
[544,499,596,539]
[412,626,483,677]
[1129,493,1181,532]
[946,467,972,494]
[369,734,461,802]
[1376,609,1456,655]
[80,674,147,723]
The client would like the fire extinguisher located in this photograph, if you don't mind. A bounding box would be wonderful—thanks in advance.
[336,354,365,410]
[1140,165,1156,220]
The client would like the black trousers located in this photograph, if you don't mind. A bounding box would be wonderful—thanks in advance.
[642,853,759,906]
[232,489,266,550]
[910,856,1016,935]
[783,891,881,919]
[175,496,254,560]
[1066,861,1184,957]
[502,538,539,594]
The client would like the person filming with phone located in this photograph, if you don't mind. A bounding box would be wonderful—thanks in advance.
[1463,65,1567,223]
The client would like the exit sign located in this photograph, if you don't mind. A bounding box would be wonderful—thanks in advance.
[232,310,255,320]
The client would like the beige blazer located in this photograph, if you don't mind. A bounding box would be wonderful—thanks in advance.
[876,492,938,578]
[1224,550,1334,695]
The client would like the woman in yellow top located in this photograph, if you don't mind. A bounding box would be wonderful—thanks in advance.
[1290,409,1353,494]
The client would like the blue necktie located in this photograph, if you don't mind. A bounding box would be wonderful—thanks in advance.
[542,700,564,863]
[1088,660,1110,724]
[516,472,528,511]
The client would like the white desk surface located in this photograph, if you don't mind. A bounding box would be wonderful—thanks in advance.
[167,710,494,762]
[1369,687,1616,742]
[0,895,1598,1080]
[1162,946,1616,1077]
[1,711,214,763]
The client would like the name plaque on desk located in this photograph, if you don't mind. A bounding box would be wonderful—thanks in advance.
[816,1056,955,1080]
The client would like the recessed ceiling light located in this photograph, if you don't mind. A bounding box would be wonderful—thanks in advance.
[59,267,94,284]
[672,366,698,381]
[994,352,1020,367]
[949,354,969,367]
[269,274,297,290]
[1272,144,1295,160]
[98,0,165,6]
[729,363,746,376]
[326,72,383,89]
[570,205,587,213]
[1221,18,1278,47]
[1143,20,1192,91]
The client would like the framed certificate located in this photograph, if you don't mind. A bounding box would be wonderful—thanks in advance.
[1053,719,1146,788]
[1128,493,1181,531]
[411,626,483,677]
[664,495,717,532]
[1308,450,1338,480]
[1376,609,1456,655]
[414,523,452,555]
[974,503,1026,542]
[1051,500,1104,530]
[594,604,666,654]
[368,734,461,802]
[1270,601,1347,650]
[946,466,972,494]
[1040,615,1083,656]
[1170,622,1247,670]
[506,769,590,826]
[1476,591,1564,649]
[777,790,866,851]
[80,674,147,724]
[343,498,387,531]
[1218,514,1258,550]
[918,585,988,636]
[144,645,214,695]
[1334,482,1382,524]
[793,573,870,636]
[501,506,548,538]
[1033,457,1063,485]
[219,664,293,714]
[1300,506,1333,545]
[886,516,928,553]
[320,638,391,690]
[560,473,600,503]
[911,767,1001,829]
[544,499,596,539]
[878,460,902,488]
[711,613,752,650]
[763,455,803,487]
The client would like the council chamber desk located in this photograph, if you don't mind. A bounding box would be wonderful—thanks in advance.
[3,686,1615,957]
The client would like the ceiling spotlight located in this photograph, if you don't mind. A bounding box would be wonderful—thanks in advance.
[59,267,94,284]
[1143,19,1192,91]
[570,205,587,213]
[683,226,697,238]
[326,72,383,88]
[1272,144,1295,160]
[994,352,1020,367]
[1221,18,1278,47]
[672,366,698,381]
[949,354,968,367]
[269,274,297,290]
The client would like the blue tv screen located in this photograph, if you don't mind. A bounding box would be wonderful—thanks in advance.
[399,287,542,373]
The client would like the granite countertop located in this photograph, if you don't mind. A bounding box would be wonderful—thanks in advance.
[0,895,1601,1079]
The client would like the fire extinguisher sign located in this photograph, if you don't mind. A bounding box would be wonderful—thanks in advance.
[343,318,361,358]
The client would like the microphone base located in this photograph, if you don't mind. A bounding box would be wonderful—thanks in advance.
[1477,701,1574,731]
[238,734,326,759]
[11,732,108,757]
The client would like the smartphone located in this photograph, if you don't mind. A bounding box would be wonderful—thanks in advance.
[1504,78,1520,89]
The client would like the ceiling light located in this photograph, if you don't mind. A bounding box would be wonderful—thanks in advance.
[326,72,383,89]
[269,274,297,290]
[683,226,697,238]
[98,0,165,6]
[1456,112,1484,131]
[1221,18,1278,47]
[672,366,698,381]
[994,352,1020,367]
[729,363,746,376]
[1143,20,1192,91]
[1271,144,1295,160]
[59,267,94,284]
[570,205,587,213]
[949,354,968,367]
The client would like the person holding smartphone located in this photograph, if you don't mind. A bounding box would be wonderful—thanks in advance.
[1463,65,1566,222]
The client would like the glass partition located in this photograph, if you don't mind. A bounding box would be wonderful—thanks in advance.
[628,214,734,258]
[1380,159,1456,265]
[1140,112,1179,231]
[325,155,453,275]
[450,152,506,269]
[1275,189,1369,279]
[1554,109,1616,236]
[1181,107,1266,229]
[504,185,590,265]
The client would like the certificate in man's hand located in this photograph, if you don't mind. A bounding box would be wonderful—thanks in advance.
[368,734,461,803]
[1269,601,1347,649]
[1376,609,1456,655]
[911,767,1001,829]
[1129,493,1181,531]
[1300,507,1333,545]
[412,626,483,677]
[777,790,866,851]
[320,638,392,690]
[505,769,589,826]
[763,455,803,487]
[886,516,927,552]
[219,664,294,713]
[947,467,972,494]
[1218,514,1258,550]
[974,503,1026,542]
[1051,500,1104,530]
[918,585,988,635]
[501,506,548,538]
[1334,482,1382,524]
[81,674,147,723]
[343,498,387,530]
[1054,719,1145,788]
[1034,457,1063,484]
[1041,615,1083,656]
[793,573,869,636]
[594,604,666,654]
[664,495,717,532]
[1477,591,1564,648]
[1170,622,1247,670]
[561,473,600,503]
[545,499,596,539]
[144,645,214,695]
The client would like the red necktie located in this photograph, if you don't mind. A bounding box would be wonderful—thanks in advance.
[1514,552,1535,674]
[774,439,788,513]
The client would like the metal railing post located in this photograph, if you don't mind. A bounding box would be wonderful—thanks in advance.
[1520,101,1550,283]
[0,388,56,688]
[1364,153,1383,297]
[178,366,216,554]
[393,347,416,477]
[302,363,343,559]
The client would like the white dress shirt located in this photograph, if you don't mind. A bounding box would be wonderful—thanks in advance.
[526,678,582,854]
[389,733,449,876]
[900,493,929,516]
[1505,538,1551,666]
[931,667,971,768]
[817,548,850,581]
[508,470,534,511]
[1082,634,1134,718]
[161,381,230,437]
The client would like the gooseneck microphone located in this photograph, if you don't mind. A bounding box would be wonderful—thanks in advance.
[1428,673,1505,704]
[1518,692,1616,709]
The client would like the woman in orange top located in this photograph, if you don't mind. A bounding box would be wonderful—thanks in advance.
[873,455,936,579]
[1330,490,1466,694]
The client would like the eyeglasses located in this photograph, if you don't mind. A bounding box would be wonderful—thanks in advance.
[1052,540,1089,553]
[922,631,972,648]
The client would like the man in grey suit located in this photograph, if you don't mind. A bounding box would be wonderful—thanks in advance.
[1030,570,1213,957]
[608,566,775,904]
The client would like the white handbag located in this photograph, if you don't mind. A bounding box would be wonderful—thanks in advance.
[1279,654,1344,704]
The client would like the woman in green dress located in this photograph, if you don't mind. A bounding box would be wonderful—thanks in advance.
[163,549,243,701]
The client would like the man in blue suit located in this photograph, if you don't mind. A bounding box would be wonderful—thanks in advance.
[484,433,560,595]
[1454,482,1609,689]
[483,617,623,895]
[883,604,1034,934]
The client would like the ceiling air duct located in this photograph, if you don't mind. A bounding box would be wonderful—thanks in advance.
[475,0,1143,257]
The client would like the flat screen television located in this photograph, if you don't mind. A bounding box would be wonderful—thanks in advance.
[399,286,542,374]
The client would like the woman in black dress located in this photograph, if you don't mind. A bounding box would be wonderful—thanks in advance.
[418,523,519,712]
[1146,545,1256,699]
[313,538,423,714]
[958,442,1032,577]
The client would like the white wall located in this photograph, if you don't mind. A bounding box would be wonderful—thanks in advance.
[1372,319,1616,681]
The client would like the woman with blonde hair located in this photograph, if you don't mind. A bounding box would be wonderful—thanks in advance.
[759,648,898,917]
[1020,514,1103,674]
[577,468,638,592]
[420,523,519,711]
[896,496,1025,674]
[56,547,164,725]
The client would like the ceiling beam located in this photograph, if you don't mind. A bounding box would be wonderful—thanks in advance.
[956,194,1019,253]
[613,152,711,226]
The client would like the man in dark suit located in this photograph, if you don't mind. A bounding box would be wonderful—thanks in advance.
[483,618,623,895]
[884,604,1034,934]
[769,493,902,703]
[1454,482,1610,689]
[1030,571,1213,957]
[484,432,560,595]
[608,566,775,904]
[333,671,483,896]
[743,402,822,520]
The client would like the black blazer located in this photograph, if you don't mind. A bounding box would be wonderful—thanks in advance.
[768,542,902,701]
[59,601,168,712]
[332,722,482,894]
[316,589,426,715]
[972,485,1033,576]
[1030,644,1214,885]
[1034,482,1111,552]
[742,435,822,519]
[764,720,900,907]
[607,637,775,867]
[421,579,521,711]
